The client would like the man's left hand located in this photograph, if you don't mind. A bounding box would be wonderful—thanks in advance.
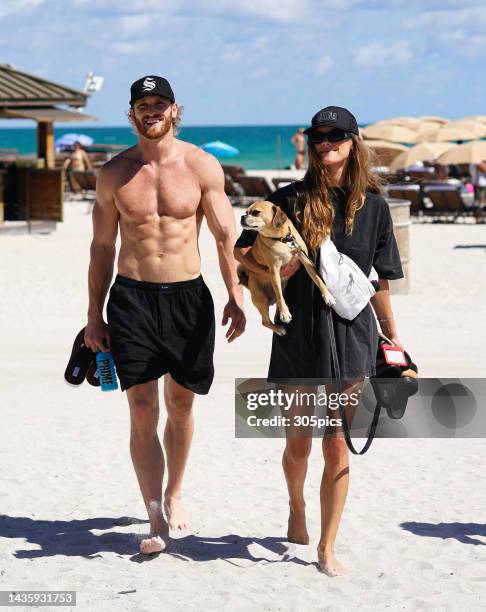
[222,298,246,342]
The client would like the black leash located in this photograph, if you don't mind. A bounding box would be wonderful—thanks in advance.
[266,232,384,453]
[325,305,382,455]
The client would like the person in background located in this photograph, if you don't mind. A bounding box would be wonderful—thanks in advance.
[63,141,93,192]
[469,160,486,205]
[434,164,461,185]
[291,128,306,169]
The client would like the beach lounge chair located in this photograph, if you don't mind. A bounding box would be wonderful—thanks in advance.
[272,177,299,190]
[422,184,478,221]
[68,171,97,206]
[387,185,423,215]
[221,165,246,182]
[232,175,273,205]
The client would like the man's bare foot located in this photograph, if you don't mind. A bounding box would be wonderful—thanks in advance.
[287,503,309,545]
[317,546,346,577]
[140,535,167,554]
[140,501,169,554]
[164,495,188,531]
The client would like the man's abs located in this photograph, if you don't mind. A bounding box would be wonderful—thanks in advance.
[117,213,202,283]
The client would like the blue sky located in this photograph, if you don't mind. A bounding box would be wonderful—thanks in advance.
[0,0,485,126]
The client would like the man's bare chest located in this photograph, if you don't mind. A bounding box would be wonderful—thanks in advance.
[114,168,201,219]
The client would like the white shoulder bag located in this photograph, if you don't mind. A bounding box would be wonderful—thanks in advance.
[319,238,377,321]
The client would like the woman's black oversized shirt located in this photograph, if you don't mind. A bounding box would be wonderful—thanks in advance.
[235,183,404,382]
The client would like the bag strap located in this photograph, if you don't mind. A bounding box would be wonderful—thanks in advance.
[325,305,382,455]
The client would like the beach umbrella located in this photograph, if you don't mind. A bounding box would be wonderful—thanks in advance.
[55,133,94,150]
[390,142,456,171]
[419,116,449,124]
[365,140,407,166]
[436,140,486,165]
[361,124,417,144]
[372,117,420,129]
[449,120,486,139]
[413,121,442,142]
[201,140,239,157]
[461,115,486,124]
[430,123,478,142]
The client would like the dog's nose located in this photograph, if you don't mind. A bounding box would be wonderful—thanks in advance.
[240,215,247,224]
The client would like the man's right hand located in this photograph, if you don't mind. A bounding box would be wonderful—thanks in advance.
[85,319,110,353]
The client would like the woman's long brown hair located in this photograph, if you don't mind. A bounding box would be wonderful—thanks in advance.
[292,136,382,253]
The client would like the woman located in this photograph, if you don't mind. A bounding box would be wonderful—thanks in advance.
[234,106,403,576]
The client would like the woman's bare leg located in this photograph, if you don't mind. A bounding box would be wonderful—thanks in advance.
[318,378,364,575]
[281,385,316,544]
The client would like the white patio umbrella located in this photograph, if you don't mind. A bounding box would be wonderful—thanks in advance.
[365,140,407,166]
[361,124,417,144]
[390,142,456,171]
[430,124,478,142]
[418,116,449,124]
[449,120,486,139]
[372,117,420,129]
[436,140,486,165]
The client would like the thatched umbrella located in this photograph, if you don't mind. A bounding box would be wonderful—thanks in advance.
[364,140,408,166]
[361,124,417,143]
[436,140,486,165]
[390,142,456,171]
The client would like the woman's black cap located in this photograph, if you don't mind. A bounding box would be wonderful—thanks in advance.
[130,76,175,106]
[303,106,359,135]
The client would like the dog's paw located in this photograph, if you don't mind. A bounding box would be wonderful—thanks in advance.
[323,293,336,307]
[279,308,292,323]
[274,326,287,336]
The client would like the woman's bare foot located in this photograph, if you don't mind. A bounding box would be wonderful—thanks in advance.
[317,546,346,577]
[164,495,188,531]
[287,503,309,545]
[140,501,169,554]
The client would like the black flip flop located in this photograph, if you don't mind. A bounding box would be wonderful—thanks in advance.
[86,358,101,387]
[64,327,96,386]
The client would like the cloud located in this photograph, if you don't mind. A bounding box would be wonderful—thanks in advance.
[0,0,44,19]
[355,41,413,68]
[317,55,332,73]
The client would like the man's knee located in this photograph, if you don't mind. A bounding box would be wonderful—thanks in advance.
[323,437,348,465]
[129,395,158,436]
[285,438,312,464]
[165,393,194,424]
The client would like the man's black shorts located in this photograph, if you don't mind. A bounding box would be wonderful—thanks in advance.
[107,275,215,394]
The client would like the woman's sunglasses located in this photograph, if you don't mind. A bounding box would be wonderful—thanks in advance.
[307,129,353,144]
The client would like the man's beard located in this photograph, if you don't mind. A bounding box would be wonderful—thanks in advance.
[134,114,172,140]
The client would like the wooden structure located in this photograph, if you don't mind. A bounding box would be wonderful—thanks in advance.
[0,64,96,169]
[0,64,97,225]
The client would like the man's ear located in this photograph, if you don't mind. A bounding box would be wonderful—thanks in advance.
[272,205,288,229]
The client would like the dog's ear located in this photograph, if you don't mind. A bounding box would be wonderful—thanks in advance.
[272,205,288,229]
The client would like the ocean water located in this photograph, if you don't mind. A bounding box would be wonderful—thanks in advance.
[0,125,311,170]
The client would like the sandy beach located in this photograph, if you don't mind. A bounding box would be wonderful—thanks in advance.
[0,199,485,611]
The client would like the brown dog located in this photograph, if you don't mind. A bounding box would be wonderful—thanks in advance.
[237,200,335,335]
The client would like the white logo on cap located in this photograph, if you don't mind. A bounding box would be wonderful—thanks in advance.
[142,77,156,92]
[322,111,337,121]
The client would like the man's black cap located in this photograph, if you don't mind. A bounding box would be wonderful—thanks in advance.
[130,76,175,106]
[303,106,359,135]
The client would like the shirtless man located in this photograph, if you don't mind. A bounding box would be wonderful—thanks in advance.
[63,141,93,192]
[63,141,92,172]
[84,76,246,554]
[291,128,306,169]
